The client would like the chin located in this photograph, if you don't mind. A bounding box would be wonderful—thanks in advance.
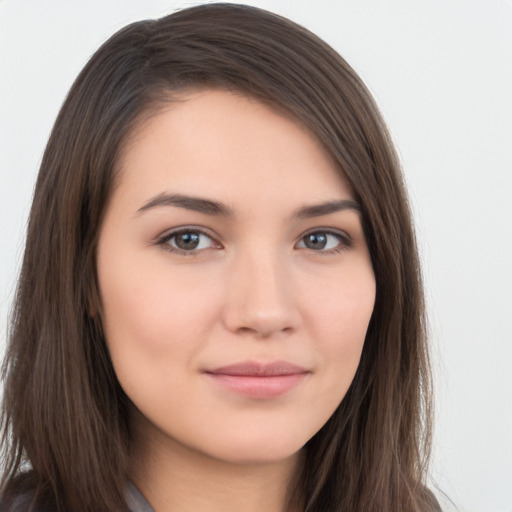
[194,432,307,466]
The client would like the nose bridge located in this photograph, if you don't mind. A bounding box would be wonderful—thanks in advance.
[223,241,298,337]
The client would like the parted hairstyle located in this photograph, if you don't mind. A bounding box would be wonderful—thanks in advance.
[1,3,437,512]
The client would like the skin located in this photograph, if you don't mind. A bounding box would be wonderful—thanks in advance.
[97,90,376,512]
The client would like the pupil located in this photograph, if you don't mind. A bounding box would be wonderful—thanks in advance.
[305,233,327,250]
[176,232,200,250]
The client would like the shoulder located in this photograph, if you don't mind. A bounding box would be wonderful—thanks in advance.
[0,495,54,512]
[125,482,155,512]
[0,493,47,512]
[421,486,443,512]
[0,473,55,512]
[1,476,141,512]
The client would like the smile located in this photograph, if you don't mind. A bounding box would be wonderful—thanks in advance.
[204,361,310,399]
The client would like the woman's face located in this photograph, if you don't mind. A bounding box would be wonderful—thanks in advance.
[97,90,375,465]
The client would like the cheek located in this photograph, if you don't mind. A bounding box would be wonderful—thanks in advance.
[301,263,375,400]
[303,258,375,340]
[98,258,223,378]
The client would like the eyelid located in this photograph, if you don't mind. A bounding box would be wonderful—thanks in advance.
[154,226,353,256]
[295,228,353,253]
[155,226,222,255]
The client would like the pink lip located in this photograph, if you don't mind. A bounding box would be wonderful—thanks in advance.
[204,361,310,399]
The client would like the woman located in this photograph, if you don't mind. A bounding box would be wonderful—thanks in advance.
[1,4,437,512]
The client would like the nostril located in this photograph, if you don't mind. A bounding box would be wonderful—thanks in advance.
[234,323,295,339]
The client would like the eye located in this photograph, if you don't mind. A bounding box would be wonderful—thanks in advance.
[296,230,351,253]
[158,229,219,254]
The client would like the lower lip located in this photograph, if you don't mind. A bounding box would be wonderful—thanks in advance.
[205,373,307,399]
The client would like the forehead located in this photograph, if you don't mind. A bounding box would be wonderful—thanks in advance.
[114,89,353,212]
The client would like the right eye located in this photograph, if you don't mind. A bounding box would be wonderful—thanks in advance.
[158,229,219,255]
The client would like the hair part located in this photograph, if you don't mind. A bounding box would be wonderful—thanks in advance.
[1,4,436,511]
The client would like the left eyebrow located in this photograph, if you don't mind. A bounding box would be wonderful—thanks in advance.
[293,199,361,219]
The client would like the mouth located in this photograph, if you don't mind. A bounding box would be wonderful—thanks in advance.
[203,361,310,399]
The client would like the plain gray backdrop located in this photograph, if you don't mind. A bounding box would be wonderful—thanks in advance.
[1,1,511,511]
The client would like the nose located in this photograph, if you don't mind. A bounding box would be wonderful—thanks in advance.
[222,248,300,339]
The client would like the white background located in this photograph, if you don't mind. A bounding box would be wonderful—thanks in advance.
[0,1,511,511]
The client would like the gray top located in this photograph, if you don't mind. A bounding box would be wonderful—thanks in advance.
[0,481,156,512]
[126,482,156,512]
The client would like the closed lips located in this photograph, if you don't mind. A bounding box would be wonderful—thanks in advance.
[205,361,310,377]
[204,361,310,399]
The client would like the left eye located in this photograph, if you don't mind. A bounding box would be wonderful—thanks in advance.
[296,231,349,252]
[161,230,217,252]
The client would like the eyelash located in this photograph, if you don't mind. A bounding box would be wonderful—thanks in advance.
[296,229,352,254]
[156,227,220,257]
[156,227,352,256]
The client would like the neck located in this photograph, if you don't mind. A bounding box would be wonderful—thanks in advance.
[129,415,304,512]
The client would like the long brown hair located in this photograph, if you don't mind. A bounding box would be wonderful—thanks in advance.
[1,4,436,511]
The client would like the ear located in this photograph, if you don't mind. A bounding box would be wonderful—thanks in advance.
[85,265,103,321]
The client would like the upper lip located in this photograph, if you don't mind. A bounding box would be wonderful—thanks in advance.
[205,361,310,377]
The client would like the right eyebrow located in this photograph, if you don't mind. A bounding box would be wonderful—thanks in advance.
[135,193,234,217]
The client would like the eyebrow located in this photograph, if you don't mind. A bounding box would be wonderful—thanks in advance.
[293,199,361,219]
[136,193,360,219]
[136,193,234,217]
